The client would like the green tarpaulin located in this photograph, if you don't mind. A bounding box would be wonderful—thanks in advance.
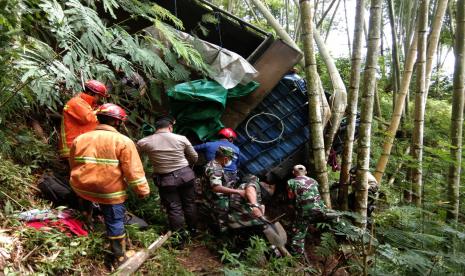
[167,79,259,140]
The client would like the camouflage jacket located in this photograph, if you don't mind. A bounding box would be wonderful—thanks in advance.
[287,176,326,216]
[229,176,262,209]
[204,160,229,199]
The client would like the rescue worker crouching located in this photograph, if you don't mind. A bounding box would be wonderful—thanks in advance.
[59,80,109,159]
[203,146,251,232]
[286,164,326,256]
[228,174,270,229]
[348,167,380,217]
[69,103,150,268]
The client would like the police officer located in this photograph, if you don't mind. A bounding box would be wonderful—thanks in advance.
[137,115,198,234]
[287,164,326,255]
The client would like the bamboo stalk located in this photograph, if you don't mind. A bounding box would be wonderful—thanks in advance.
[115,231,172,275]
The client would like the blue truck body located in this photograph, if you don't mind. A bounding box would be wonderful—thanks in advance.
[236,73,310,177]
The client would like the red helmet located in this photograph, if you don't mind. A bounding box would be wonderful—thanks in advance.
[84,80,109,97]
[218,128,237,139]
[96,103,127,121]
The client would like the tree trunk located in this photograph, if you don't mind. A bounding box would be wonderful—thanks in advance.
[355,0,382,225]
[312,27,347,158]
[425,0,449,96]
[324,0,342,43]
[300,0,331,208]
[411,0,429,207]
[286,0,290,33]
[249,0,303,65]
[447,0,465,222]
[116,232,171,275]
[316,0,338,28]
[387,0,401,112]
[339,0,366,211]
[373,82,382,119]
[373,23,419,184]
[244,0,261,23]
[343,0,352,57]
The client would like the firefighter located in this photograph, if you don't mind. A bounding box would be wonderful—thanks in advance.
[59,80,109,159]
[69,103,150,268]
[286,164,326,256]
[194,128,241,186]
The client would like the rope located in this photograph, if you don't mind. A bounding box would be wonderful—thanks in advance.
[215,12,223,48]
[245,112,285,144]
[174,0,178,17]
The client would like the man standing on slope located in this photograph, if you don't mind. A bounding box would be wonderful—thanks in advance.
[194,128,241,186]
[69,103,150,268]
[137,115,198,238]
[287,164,326,256]
[59,80,109,159]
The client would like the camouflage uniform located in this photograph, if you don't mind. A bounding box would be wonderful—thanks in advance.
[204,161,263,231]
[204,159,231,231]
[228,176,264,229]
[287,176,326,255]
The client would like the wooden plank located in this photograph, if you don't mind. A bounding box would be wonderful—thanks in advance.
[115,231,172,275]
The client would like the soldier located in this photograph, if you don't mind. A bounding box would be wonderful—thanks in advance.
[195,128,241,186]
[287,164,326,255]
[205,146,264,231]
[348,167,379,216]
[228,174,269,229]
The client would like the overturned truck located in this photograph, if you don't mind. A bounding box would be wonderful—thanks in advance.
[105,0,339,183]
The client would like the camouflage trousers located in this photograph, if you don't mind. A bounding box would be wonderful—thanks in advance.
[208,197,263,231]
[227,203,264,229]
[289,217,310,255]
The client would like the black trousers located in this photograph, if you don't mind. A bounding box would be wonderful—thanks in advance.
[155,167,198,231]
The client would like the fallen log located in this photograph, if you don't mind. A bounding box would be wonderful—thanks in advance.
[115,231,172,275]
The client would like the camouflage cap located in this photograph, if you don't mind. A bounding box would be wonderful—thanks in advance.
[217,146,234,158]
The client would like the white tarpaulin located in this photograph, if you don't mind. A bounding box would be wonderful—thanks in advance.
[144,26,258,89]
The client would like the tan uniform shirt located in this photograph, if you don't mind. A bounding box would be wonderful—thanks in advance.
[137,131,198,174]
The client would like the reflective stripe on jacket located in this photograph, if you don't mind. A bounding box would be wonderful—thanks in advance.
[58,93,98,158]
[69,124,150,204]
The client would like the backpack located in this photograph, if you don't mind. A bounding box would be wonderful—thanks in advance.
[37,173,79,209]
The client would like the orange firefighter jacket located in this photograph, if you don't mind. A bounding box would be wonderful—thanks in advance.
[69,124,150,205]
[58,93,99,158]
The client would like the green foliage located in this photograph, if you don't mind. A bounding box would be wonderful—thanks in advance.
[220,236,301,275]
[315,232,339,258]
[0,157,35,211]
[316,55,352,92]
[16,228,106,274]
[0,125,53,210]
[372,207,465,275]
[140,247,192,276]
[1,0,208,123]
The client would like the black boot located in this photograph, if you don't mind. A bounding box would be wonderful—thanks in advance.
[109,237,127,268]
